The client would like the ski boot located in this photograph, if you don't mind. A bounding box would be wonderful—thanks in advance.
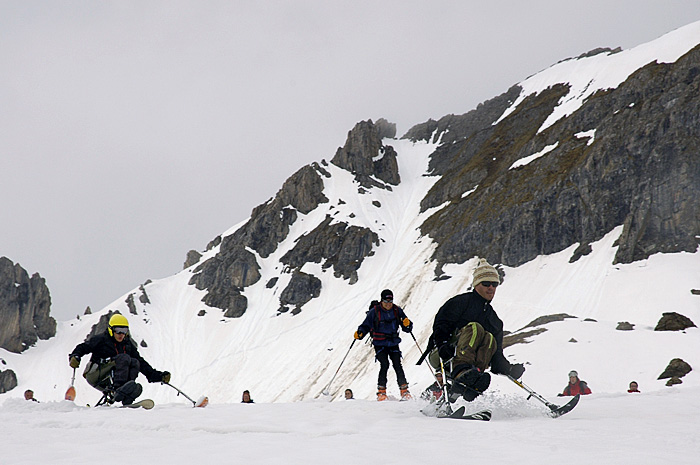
[399,383,412,401]
[114,380,143,405]
[377,386,388,401]
[450,365,490,402]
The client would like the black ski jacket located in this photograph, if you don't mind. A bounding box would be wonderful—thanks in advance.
[431,290,512,375]
[70,332,164,383]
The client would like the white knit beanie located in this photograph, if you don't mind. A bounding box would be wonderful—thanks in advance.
[472,258,500,287]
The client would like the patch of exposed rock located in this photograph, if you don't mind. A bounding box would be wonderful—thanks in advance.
[503,313,577,347]
[281,216,380,284]
[278,271,322,315]
[658,358,692,382]
[0,369,17,394]
[654,312,696,331]
[0,257,56,353]
[331,119,400,189]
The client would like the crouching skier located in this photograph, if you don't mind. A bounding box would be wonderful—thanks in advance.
[354,289,414,401]
[429,259,525,402]
[69,313,170,406]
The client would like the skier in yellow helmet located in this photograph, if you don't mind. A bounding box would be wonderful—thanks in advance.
[69,313,170,405]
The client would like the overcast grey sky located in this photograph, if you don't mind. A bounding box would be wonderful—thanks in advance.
[2,1,699,321]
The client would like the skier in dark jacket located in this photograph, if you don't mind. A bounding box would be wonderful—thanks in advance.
[69,313,170,405]
[355,289,413,401]
[431,259,525,401]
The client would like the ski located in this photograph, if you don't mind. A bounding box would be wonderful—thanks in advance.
[438,406,491,421]
[120,399,155,410]
[437,405,465,418]
[457,409,492,421]
[549,394,579,418]
[425,403,491,421]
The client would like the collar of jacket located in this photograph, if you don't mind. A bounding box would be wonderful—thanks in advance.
[470,289,492,309]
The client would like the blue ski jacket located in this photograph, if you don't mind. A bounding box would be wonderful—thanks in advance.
[358,303,410,348]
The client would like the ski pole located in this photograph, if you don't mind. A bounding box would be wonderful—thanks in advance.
[409,332,443,384]
[163,381,208,407]
[65,368,77,401]
[437,357,454,415]
[507,374,565,413]
[322,339,356,396]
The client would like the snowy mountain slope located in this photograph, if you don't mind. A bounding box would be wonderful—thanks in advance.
[496,20,700,132]
[2,22,700,410]
[4,139,698,407]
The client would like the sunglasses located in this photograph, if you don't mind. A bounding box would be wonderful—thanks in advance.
[382,298,393,303]
[480,281,499,288]
[113,327,129,335]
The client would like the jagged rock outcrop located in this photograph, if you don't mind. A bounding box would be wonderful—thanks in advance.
[616,322,635,331]
[188,163,330,317]
[404,85,521,148]
[227,163,330,258]
[375,118,397,139]
[331,119,401,188]
[125,294,138,315]
[184,250,202,269]
[418,44,700,273]
[278,271,322,315]
[0,257,56,353]
[281,216,380,285]
[654,312,696,331]
[0,369,17,394]
[504,313,576,347]
[189,243,261,316]
[658,358,692,380]
[138,285,150,305]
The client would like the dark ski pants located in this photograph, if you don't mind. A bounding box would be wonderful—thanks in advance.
[375,346,407,388]
[453,322,497,371]
[112,353,140,388]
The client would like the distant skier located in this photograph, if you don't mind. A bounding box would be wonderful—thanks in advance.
[68,313,170,405]
[24,389,39,402]
[420,371,450,402]
[428,259,525,401]
[241,390,254,403]
[354,289,413,401]
[628,381,640,393]
[559,370,592,396]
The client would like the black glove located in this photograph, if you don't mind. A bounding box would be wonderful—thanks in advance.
[401,318,413,332]
[354,331,365,340]
[161,371,171,383]
[510,363,525,379]
[69,355,81,369]
[438,344,454,361]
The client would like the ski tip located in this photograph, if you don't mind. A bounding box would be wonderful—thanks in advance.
[64,387,76,401]
[549,394,580,418]
[121,399,155,409]
[195,396,209,408]
[139,399,155,409]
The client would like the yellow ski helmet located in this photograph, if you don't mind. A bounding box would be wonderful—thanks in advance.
[108,313,129,337]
